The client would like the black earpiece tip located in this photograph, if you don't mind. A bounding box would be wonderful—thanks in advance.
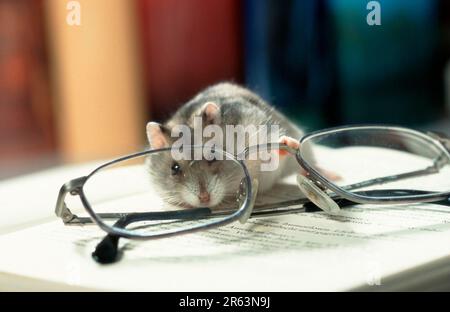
[92,235,120,264]
[304,202,322,212]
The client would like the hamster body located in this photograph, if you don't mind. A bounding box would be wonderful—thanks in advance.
[146,82,306,209]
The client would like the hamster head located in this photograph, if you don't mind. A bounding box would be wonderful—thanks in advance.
[145,103,244,209]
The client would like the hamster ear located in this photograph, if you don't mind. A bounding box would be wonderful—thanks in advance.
[200,102,221,125]
[146,122,169,149]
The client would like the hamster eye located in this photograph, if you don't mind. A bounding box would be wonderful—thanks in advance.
[171,162,182,176]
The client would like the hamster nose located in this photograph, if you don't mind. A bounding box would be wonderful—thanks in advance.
[198,191,210,204]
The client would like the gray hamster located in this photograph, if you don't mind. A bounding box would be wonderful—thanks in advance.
[146,82,307,209]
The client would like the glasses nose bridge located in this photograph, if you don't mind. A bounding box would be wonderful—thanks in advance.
[238,143,299,161]
[277,143,299,156]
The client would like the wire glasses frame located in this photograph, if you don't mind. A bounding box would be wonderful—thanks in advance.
[55,125,450,263]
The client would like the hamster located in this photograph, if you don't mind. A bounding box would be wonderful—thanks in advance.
[145,82,308,209]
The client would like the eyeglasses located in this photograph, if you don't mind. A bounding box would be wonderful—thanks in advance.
[55,125,450,264]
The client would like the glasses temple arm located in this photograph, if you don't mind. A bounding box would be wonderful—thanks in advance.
[341,161,442,192]
[238,143,297,159]
[92,207,212,264]
[303,189,450,212]
[254,189,450,215]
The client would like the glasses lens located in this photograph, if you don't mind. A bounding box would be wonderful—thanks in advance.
[82,147,248,235]
[299,127,450,197]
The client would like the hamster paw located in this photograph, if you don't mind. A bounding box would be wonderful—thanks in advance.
[278,136,341,182]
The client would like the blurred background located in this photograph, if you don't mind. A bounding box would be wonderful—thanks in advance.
[1,0,450,179]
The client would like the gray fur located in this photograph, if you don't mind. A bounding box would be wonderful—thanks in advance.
[147,82,305,209]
